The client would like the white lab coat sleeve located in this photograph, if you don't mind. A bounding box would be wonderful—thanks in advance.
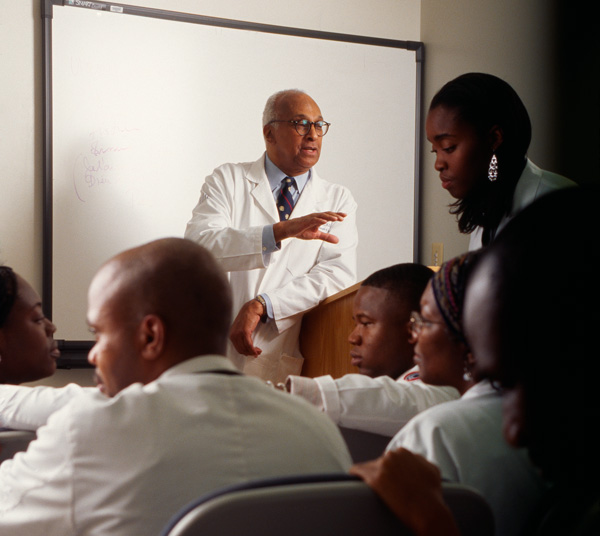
[287,370,459,437]
[0,384,88,431]
[285,375,325,411]
[184,163,266,272]
[268,190,357,330]
[0,405,75,535]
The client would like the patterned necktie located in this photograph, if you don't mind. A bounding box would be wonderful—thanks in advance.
[276,177,296,221]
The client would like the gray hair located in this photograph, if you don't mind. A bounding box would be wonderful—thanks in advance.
[262,89,307,127]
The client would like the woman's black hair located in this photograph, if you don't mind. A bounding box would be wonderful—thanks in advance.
[0,266,18,328]
[430,73,532,241]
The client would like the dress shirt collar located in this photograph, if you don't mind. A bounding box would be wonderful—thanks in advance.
[159,355,240,380]
[264,154,310,194]
[461,379,499,400]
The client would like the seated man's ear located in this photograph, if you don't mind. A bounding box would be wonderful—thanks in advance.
[406,321,417,345]
[137,314,165,361]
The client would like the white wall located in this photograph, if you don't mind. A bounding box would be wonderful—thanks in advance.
[0,1,43,286]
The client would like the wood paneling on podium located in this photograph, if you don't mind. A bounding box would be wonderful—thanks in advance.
[299,282,361,378]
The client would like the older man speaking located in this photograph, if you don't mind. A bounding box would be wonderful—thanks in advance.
[185,89,358,380]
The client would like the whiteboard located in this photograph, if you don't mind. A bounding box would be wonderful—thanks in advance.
[43,1,422,349]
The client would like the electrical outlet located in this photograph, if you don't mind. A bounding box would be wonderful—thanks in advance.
[431,243,444,267]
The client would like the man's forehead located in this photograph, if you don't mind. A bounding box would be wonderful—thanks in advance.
[355,286,393,311]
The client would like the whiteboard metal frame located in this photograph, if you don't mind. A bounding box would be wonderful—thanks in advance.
[41,0,424,367]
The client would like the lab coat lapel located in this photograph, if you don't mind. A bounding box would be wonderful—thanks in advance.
[291,169,322,218]
[248,155,278,222]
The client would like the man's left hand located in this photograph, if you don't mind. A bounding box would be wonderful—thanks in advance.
[229,299,264,357]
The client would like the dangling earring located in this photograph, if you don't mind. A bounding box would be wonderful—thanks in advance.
[488,153,498,182]
[463,365,473,382]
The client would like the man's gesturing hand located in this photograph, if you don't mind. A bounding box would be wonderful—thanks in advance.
[273,212,346,244]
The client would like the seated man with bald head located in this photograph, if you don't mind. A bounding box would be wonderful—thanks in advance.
[0,238,351,535]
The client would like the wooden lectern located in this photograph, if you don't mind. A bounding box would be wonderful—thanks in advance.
[299,282,361,378]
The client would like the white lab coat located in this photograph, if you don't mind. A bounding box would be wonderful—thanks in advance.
[0,356,352,535]
[0,383,89,431]
[287,365,460,437]
[185,155,358,370]
[469,159,576,250]
[387,381,548,536]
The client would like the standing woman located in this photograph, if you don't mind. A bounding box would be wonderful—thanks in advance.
[0,266,59,384]
[426,72,576,248]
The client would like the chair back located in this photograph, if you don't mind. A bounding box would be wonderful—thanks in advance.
[160,474,494,536]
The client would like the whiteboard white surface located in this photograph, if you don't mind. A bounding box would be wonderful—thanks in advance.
[48,4,419,340]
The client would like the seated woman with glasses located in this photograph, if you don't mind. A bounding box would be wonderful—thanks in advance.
[352,251,547,536]
[0,266,60,385]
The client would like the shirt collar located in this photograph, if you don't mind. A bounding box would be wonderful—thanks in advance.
[159,355,239,379]
[265,154,310,193]
[462,379,499,400]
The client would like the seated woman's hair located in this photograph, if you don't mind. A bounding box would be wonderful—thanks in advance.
[0,266,18,328]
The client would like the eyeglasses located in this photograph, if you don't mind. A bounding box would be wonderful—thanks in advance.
[408,311,446,335]
[268,119,330,137]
